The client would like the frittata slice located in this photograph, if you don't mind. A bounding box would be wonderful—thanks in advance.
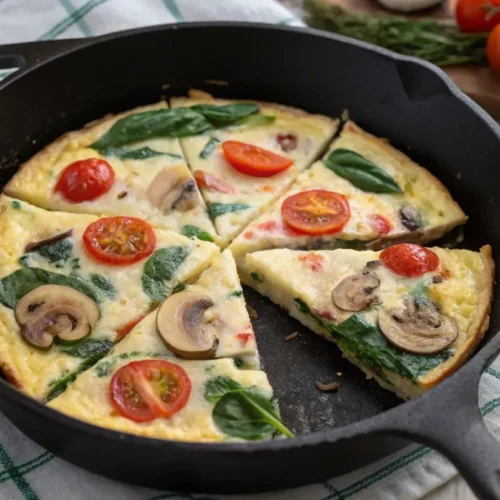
[0,195,219,400]
[49,253,291,442]
[245,245,493,399]
[230,121,467,282]
[171,93,338,245]
[4,103,219,244]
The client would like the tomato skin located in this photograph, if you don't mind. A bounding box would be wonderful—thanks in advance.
[370,214,392,235]
[298,253,325,272]
[194,170,235,194]
[115,313,148,341]
[222,141,293,177]
[281,190,351,235]
[236,333,254,345]
[55,158,115,202]
[110,360,191,422]
[83,216,156,266]
[456,0,500,32]
[487,24,500,74]
[380,244,440,278]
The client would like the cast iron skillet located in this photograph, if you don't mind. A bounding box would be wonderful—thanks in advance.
[1,22,500,499]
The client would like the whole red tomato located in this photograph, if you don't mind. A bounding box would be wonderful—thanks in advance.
[456,0,500,32]
[487,23,500,74]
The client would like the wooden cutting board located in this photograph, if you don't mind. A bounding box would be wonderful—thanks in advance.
[327,0,500,117]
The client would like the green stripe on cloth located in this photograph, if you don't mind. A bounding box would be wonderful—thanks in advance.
[38,0,110,40]
[0,445,39,500]
[320,394,500,500]
[486,367,500,381]
[0,452,54,484]
[162,0,184,22]
[59,0,93,37]
[278,17,296,25]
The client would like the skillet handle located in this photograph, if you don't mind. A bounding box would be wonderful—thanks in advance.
[0,38,91,84]
[380,356,500,500]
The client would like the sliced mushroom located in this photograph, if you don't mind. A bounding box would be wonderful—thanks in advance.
[332,271,380,312]
[146,166,202,213]
[15,285,99,349]
[170,179,201,212]
[156,291,218,359]
[378,297,458,354]
[400,205,422,232]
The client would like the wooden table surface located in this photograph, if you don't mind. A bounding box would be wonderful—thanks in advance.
[278,2,483,498]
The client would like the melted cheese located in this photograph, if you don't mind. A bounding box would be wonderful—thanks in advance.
[171,96,338,245]
[229,121,467,281]
[48,251,273,441]
[0,195,219,399]
[245,246,491,397]
[4,103,219,244]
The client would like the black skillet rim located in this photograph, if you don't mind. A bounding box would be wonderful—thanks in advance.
[1,20,500,457]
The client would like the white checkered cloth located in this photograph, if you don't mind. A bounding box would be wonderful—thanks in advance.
[0,1,497,499]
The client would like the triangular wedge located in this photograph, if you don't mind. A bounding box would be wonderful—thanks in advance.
[48,251,291,442]
[0,195,219,400]
[171,93,338,245]
[4,103,219,244]
[245,245,494,399]
[230,121,467,281]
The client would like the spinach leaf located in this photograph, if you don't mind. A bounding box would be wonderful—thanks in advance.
[60,339,113,359]
[234,358,245,368]
[172,282,187,294]
[191,103,259,128]
[11,200,21,209]
[180,225,214,242]
[141,246,190,302]
[212,386,293,439]
[324,148,403,194]
[250,272,264,284]
[204,376,243,403]
[229,290,243,298]
[199,137,220,159]
[28,238,73,264]
[295,298,450,381]
[105,146,182,160]
[229,114,276,130]
[208,203,250,221]
[91,108,213,154]
[45,358,97,401]
[0,268,100,309]
[89,274,116,300]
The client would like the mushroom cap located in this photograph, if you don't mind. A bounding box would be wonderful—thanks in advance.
[332,271,380,312]
[156,291,218,360]
[15,284,99,350]
[378,298,458,354]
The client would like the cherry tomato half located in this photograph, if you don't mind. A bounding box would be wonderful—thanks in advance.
[380,244,440,278]
[83,216,156,265]
[222,141,293,177]
[281,190,351,235]
[110,360,191,422]
[55,158,115,203]
[487,23,500,75]
[456,0,500,33]
[193,170,235,194]
[115,313,148,341]
[370,214,392,235]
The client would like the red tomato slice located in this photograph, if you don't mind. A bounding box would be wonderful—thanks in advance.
[456,0,500,33]
[281,190,351,235]
[83,216,156,265]
[380,244,440,278]
[222,141,293,177]
[487,24,500,75]
[193,170,235,194]
[55,158,115,202]
[370,214,392,235]
[110,360,191,422]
